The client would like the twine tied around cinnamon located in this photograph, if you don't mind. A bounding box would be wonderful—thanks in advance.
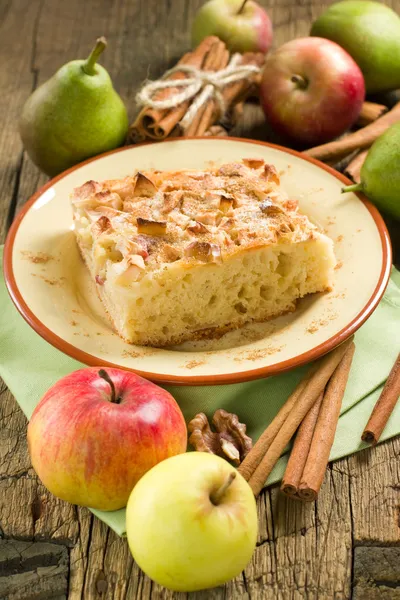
[135,54,261,130]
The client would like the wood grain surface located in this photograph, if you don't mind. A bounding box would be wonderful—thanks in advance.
[0,1,399,598]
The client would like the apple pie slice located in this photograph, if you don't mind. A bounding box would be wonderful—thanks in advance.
[71,159,335,346]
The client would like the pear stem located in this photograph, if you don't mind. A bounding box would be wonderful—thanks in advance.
[237,0,249,14]
[82,37,107,76]
[210,472,236,505]
[98,369,120,404]
[342,182,363,194]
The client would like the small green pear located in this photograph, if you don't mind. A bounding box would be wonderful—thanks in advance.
[20,38,128,176]
[311,1,400,93]
[342,122,400,220]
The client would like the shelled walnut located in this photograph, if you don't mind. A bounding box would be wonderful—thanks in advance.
[188,409,253,466]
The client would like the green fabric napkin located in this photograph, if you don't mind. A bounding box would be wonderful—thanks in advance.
[1,245,400,537]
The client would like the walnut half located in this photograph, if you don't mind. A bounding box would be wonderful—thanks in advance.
[188,409,253,466]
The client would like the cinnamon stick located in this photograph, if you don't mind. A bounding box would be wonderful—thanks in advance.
[222,52,265,107]
[244,337,354,497]
[356,101,388,127]
[305,102,400,162]
[184,41,229,137]
[362,353,400,445]
[280,392,324,497]
[187,51,263,137]
[237,373,312,481]
[344,148,369,183]
[298,343,355,501]
[159,39,225,138]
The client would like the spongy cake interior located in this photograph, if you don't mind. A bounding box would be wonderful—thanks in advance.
[78,233,335,347]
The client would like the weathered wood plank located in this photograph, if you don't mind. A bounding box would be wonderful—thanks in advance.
[243,469,352,599]
[0,0,43,243]
[0,538,69,599]
[0,387,80,546]
[353,546,400,599]
[349,437,400,545]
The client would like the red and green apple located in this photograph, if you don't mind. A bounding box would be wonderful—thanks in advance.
[192,0,273,54]
[260,37,365,146]
[27,367,187,511]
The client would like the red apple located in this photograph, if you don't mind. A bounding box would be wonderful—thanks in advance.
[260,37,365,146]
[192,0,273,54]
[27,368,187,511]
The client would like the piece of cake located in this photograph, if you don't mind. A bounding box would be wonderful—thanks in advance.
[71,159,336,347]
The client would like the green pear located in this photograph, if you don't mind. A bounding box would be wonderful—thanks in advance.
[342,122,400,220]
[20,38,128,176]
[311,1,400,93]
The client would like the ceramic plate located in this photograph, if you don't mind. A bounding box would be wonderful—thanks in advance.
[4,138,391,385]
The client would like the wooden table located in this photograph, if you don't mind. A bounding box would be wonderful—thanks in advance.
[1,1,399,598]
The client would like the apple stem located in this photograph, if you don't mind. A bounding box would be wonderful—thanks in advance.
[342,182,363,194]
[237,0,249,14]
[82,37,107,76]
[98,369,120,404]
[210,472,236,505]
[291,74,308,90]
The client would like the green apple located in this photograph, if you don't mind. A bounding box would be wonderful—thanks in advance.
[192,0,273,54]
[126,452,258,592]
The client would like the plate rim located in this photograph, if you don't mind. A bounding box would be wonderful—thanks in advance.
[3,137,392,386]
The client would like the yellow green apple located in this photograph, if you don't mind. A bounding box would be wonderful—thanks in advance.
[126,452,258,591]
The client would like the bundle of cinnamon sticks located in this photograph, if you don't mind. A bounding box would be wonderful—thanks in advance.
[305,100,400,183]
[238,343,399,502]
[238,338,355,500]
[127,36,264,143]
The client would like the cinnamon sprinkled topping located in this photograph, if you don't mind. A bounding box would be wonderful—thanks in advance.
[71,160,323,281]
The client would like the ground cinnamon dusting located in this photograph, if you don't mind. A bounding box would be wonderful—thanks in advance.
[21,250,54,264]
[122,349,156,359]
[234,346,283,362]
[31,273,64,286]
[122,350,146,359]
[182,359,206,369]
[306,312,338,334]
